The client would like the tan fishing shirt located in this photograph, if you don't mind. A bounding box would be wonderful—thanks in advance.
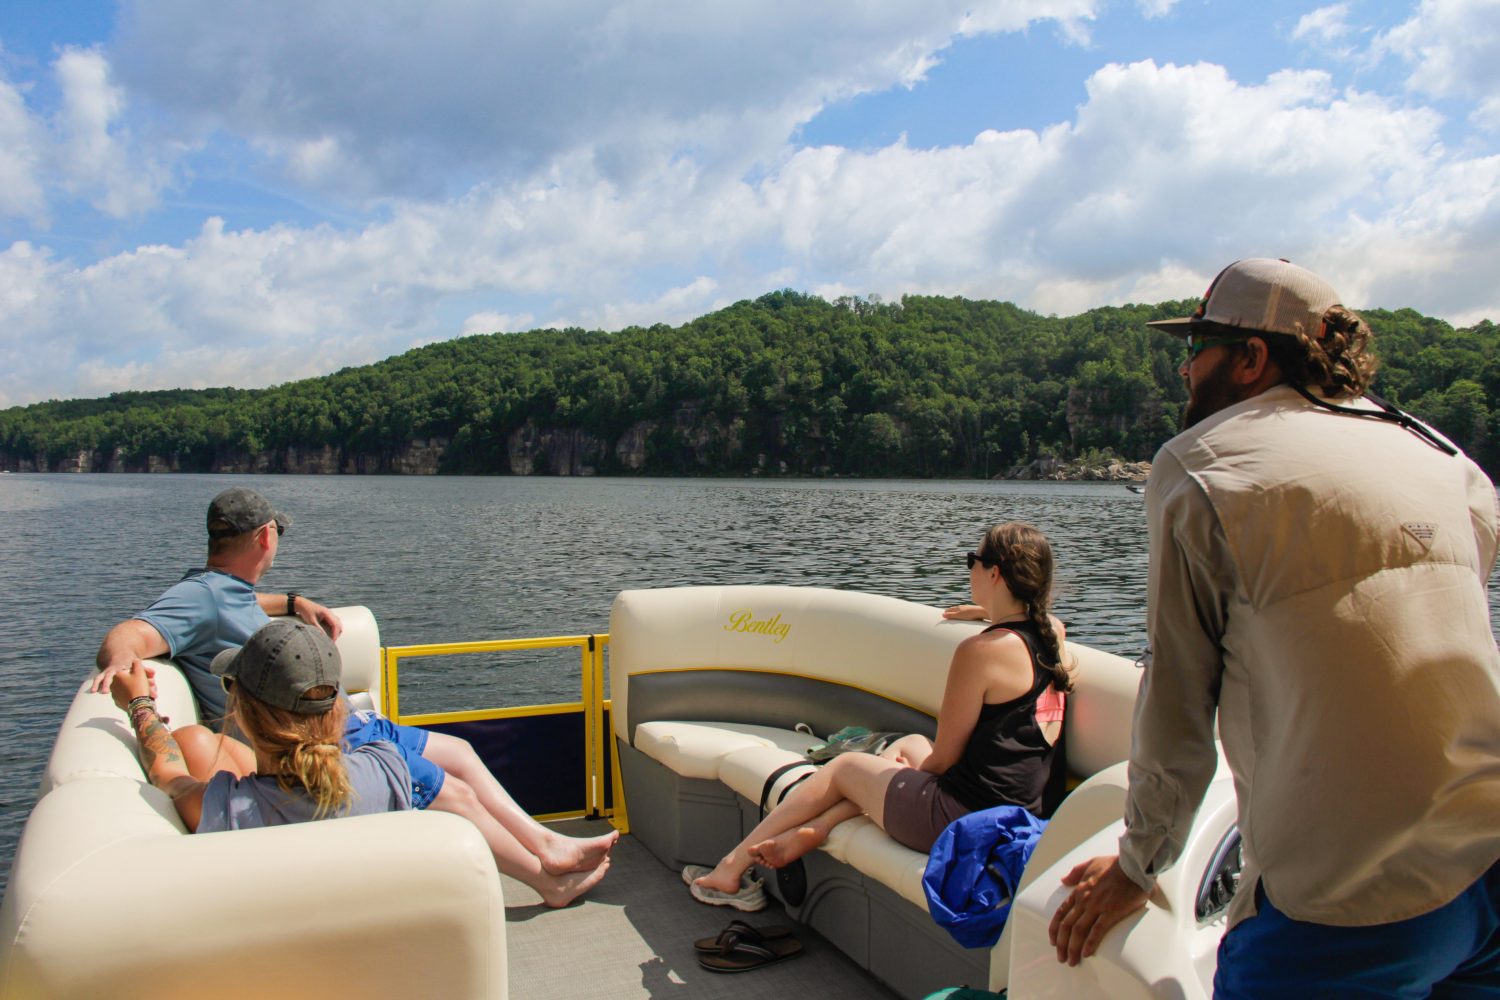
[1119,385,1500,928]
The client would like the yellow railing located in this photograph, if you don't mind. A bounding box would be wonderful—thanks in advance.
[380,633,625,830]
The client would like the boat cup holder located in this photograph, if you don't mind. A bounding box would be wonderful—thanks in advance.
[1196,826,1243,922]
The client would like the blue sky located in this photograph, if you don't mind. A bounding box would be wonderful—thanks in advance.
[1,0,1497,406]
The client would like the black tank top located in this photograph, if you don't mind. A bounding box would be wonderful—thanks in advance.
[936,619,1068,818]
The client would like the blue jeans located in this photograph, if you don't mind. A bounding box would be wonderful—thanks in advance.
[1215,861,1500,999]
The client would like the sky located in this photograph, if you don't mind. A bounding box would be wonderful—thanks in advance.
[1,0,1497,408]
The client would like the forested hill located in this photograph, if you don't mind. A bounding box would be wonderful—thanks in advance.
[2,291,1496,478]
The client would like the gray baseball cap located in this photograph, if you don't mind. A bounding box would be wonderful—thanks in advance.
[1148,258,1342,341]
[207,487,291,539]
[211,619,342,714]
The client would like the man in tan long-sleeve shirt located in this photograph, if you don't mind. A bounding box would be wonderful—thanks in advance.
[1049,259,1500,997]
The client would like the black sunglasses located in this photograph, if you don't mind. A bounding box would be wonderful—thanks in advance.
[966,551,997,570]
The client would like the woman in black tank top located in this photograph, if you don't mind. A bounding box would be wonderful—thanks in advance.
[690,522,1073,901]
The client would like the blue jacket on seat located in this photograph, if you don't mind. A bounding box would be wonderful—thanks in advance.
[922,805,1048,948]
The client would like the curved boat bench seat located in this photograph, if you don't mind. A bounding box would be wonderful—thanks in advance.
[609,586,1142,998]
[0,607,509,1000]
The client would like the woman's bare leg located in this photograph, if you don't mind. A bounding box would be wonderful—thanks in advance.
[429,774,611,907]
[422,730,617,873]
[746,738,931,869]
[749,798,864,868]
[695,753,906,893]
[173,724,255,779]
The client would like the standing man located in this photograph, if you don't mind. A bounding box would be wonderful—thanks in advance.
[1048,259,1500,996]
[93,486,617,907]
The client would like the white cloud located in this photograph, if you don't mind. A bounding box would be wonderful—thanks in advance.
[563,276,724,332]
[1378,0,1500,130]
[52,46,177,218]
[461,311,534,336]
[746,61,1457,312]
[8,54,1498,408]
[0,72,49,224]
[108,0,1101,201]
[1135,0,1182,19]
[0,47,180,226]
[5,8,1500,409]
[1292,3,1353,44]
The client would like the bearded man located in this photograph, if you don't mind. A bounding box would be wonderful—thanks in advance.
[1048,259,1500,997]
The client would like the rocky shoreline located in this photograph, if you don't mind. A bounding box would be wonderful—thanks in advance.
[1002,456,1151,482]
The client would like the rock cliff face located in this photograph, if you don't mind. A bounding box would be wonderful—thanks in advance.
[506,424,605,476]
[3,437,451,475]
[614,422,652,471]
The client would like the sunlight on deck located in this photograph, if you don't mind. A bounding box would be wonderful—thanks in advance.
[502,821,905,999]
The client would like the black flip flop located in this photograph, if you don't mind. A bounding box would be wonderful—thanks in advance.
[698,927,803,973]
[692,919,794,954]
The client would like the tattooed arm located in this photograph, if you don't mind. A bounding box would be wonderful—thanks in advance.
[111,663,207,831]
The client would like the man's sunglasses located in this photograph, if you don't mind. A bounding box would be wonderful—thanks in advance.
[1185,332,1245,360]
[966,551,997,570]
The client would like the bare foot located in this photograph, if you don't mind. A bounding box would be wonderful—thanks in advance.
[539,828,619,875]
[693,859,747,894]
[748,826,825,869]
[539,857,612,908]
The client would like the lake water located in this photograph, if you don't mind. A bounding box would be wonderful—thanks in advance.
[2,472,1496,898]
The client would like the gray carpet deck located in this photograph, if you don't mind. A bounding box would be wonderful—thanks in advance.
[502,819,904,999]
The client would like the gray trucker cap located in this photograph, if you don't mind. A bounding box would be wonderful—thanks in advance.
[211,619,342,714]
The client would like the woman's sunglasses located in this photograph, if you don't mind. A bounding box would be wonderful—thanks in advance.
[966,551,997,570]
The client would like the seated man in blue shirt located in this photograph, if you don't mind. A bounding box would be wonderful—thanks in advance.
[94,486,615,907]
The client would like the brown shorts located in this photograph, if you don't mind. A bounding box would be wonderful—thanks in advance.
[881,768,972,853]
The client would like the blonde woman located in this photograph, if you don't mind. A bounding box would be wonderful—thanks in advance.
[112,618,411,832]
[114,618,610,906]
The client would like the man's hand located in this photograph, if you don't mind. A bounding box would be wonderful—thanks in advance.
[294,598,343,641]
[942,604,987,621]
[1048,855,1150,966]
[93,657,158,699]
[108,662,155,710]
[94,619,167,699]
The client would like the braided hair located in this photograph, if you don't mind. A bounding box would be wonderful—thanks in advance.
[1251,304,1377,399]
[978,521,1072,693]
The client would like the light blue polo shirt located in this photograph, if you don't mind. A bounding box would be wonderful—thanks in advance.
[134,568,271,726]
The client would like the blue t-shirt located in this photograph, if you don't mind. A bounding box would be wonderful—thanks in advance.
[134,568,271,723]
[196,741,413,832]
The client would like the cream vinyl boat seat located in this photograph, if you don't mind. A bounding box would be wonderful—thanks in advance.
[609,585,1141,997]
[0,607,508,1000]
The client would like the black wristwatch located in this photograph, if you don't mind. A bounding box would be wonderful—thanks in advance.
[287,591,301,616]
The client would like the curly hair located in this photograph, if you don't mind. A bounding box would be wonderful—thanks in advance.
[230,685,354,818]
[1257,304,1378,399]
[977,521,1073,693]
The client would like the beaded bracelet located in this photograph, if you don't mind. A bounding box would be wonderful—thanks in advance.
[127,696,157,729]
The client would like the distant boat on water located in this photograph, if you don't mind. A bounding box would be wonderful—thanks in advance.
[1126,483,1146,494]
